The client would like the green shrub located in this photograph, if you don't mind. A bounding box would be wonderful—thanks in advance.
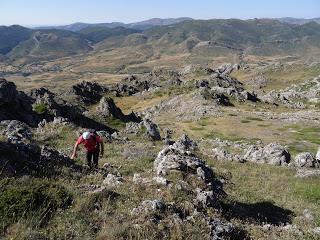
[241,119,251,123]
[0,178,72,231]
[33,103,49,115]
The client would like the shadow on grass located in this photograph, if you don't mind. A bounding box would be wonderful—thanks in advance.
[222,200,295,225]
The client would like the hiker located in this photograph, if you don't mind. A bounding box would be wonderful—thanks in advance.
[71,129,104,169]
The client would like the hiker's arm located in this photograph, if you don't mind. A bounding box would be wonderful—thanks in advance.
[100,142,104,157]
[71,143,79,160]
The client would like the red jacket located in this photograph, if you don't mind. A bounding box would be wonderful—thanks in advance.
[76,134,102,152]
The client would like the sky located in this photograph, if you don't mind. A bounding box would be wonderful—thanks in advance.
[0,0,319,26]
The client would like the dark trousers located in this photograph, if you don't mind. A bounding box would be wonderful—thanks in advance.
[86,150,99,169]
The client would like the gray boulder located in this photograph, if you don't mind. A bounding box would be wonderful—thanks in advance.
[294,152,319,168]
[244,143,291,166]
[173,134,198,151]
[0,120,33,143]
[154,146,214,182]
[103,174,123,187]
[195,188,219,208]
[209,218,237,240]
[143,118,161,140]
[131,199,166,216]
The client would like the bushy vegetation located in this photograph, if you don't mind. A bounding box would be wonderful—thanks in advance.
[0,178,72,233]
[33,103,49,115]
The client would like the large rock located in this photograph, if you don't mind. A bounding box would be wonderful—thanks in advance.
[173,134,198,151]
[154,136,216,184]
[0,141,78,178]
[0,120,33,143]
[154,146,214,182]
[294,152,319,168]
[70,81,108,105]
[195,188,219,208]
[208,218,237,240]
[244,143,291,166]
[32,87,114,132]
[97,97,140,122]
[143,118,161,140]
[0,79,39,126]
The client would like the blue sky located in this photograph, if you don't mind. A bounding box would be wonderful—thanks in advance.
[1,0,319,26]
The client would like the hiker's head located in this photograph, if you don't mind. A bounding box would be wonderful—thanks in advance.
[82,131,91,140]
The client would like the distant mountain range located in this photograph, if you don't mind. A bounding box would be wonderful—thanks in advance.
[35,17,193,32]
[276,17,320,25]
[1,18,320,64]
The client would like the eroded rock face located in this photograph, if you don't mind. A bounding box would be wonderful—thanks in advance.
[32,87,114,132]
[261,76,320,109]
[71,81,108,105]
[97,97,141,122]
[294,152,319,168]
[0,79,39,126]
[244,143,291,166]
[197,73,259,104]
[116,75,158,96]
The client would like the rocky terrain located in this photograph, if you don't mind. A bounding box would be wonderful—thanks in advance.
[0,18,320,240]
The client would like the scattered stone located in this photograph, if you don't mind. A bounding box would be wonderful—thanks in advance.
[212,147,245,163]
[131,199,166,216]
[153,176,170,186]
[311,227,320,236]
[303,209,315,222]
[294,152,319,168]
[103,174,123,187]
[125,122,142,134]
[296,169,320,178]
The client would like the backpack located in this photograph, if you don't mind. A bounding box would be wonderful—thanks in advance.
[86,129,100,149]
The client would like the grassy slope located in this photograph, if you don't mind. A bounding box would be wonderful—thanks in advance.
[2,119,319,239]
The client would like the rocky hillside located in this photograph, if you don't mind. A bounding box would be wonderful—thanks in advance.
[1,58,320,239]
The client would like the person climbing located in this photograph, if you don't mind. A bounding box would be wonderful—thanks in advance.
[71,129,104,169]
